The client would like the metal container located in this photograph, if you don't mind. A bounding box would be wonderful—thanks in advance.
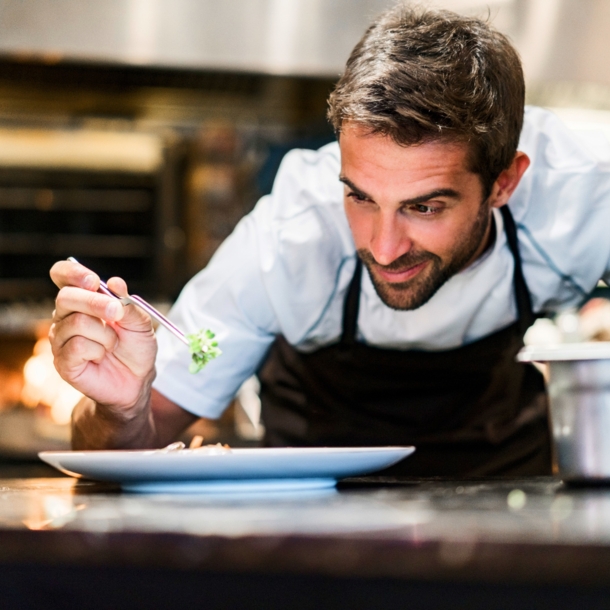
[518,343,610,482]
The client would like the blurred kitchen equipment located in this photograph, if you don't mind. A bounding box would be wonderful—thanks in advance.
[0,0,395,78]
[0,0,608,90]
[518,343,610,482]
[0,127,185,302]
[67,257,188,346]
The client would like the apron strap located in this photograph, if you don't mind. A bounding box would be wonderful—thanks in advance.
[499,205,536,334]
[341,205,535,344]
[341,257,363,346]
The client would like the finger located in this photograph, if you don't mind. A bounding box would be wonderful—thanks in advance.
[50,312,119,354]
[54,335,107,381]
[50,260,100,291]
[107,276,128,297]
[106,276,154,333]
[55,286,124,323]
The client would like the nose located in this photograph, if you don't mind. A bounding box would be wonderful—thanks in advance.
[369,211,412,266]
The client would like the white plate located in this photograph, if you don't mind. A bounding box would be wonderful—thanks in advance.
[122,478,340,494]
[518,342,610,362]
[39,446,415,493]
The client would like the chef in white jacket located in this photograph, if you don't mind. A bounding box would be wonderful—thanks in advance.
[48,3,610,476]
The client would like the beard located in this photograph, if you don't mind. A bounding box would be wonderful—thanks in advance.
[359,201,493,311]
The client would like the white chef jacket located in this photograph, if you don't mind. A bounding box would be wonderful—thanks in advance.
[153,106,610,419]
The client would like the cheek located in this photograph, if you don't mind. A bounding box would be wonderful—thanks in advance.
[397,214,466,259]
[409,218,453,254]
[344,200,371,247]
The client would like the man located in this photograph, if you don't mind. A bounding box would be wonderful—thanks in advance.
[49,4,610,476]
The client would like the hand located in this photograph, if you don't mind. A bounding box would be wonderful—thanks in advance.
[49,260,158,415]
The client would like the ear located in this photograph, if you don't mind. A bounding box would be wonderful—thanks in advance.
[489,152,530,209]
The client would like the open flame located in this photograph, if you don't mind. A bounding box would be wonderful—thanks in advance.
[21,337,83,425]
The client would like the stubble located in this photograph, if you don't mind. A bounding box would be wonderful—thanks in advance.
[358,201,493,311]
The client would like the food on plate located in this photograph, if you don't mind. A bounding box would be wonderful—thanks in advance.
[159,440,231,454]
[159,441,186,452]
[187,329,222,373]
[189,435,205,449]
[191,442,231,454]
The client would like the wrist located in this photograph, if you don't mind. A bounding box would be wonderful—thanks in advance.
[97,368,156,424]
[71,369,158,449]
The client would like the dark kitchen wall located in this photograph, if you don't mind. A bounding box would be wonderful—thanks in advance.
[0,60,336,301]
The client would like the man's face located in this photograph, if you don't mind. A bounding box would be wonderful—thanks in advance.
[339,124,494,311]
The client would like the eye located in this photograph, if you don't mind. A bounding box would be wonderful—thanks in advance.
[412,204,439,215]
[347,191,370,203]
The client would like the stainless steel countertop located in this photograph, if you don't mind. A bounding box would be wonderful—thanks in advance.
[1,476,610,587]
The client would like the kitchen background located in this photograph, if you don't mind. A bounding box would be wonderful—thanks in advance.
[0,0,609,461]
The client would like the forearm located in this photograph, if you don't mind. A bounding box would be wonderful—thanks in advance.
[71,387,198,450]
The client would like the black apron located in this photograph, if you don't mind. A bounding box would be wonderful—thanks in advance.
[259,205,552,477]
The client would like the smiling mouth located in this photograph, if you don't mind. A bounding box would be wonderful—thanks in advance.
[375,260,429,284]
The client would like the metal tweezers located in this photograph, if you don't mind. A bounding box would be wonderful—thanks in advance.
[67,257,189,346]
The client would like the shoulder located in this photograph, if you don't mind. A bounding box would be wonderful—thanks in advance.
[251,141,351,253]
[250,142,355,343]
[261,142,342,218]
[510,106,610,308]
[511,106,610,219]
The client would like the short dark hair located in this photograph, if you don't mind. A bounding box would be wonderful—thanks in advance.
[328,3,525,197]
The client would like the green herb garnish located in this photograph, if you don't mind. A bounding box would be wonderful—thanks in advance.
[187,329,222,373]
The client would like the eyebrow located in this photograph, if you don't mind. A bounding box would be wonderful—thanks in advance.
[339,175,461,206]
